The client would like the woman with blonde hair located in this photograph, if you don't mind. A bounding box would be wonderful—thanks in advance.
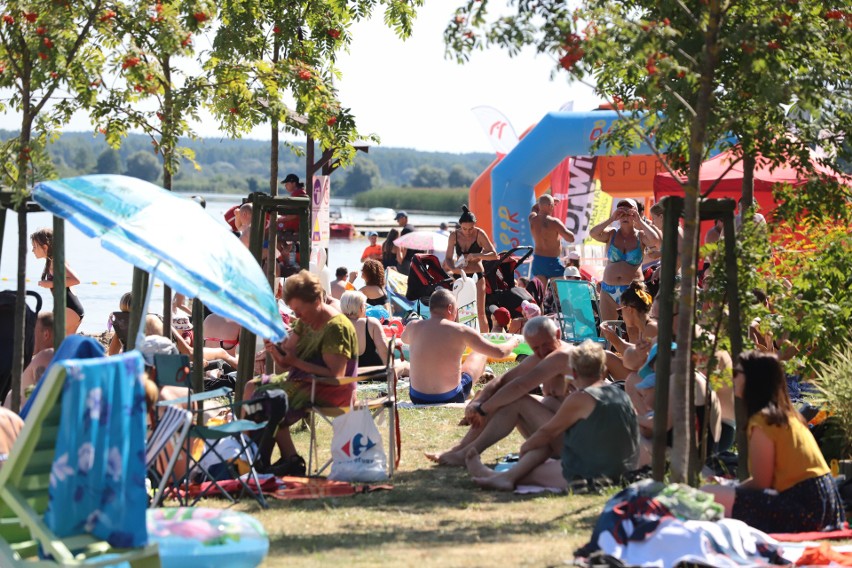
[340,290,389,368]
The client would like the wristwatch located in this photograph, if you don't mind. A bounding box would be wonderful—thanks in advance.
[474,403,487,417]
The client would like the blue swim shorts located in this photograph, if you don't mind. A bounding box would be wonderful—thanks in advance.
[531,254,564,279]
[409,372,474,405]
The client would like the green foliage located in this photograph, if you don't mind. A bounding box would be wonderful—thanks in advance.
[448,163,475,188]
[125,150,161,182]
[339,157,381,196]
[812,344,852,459]
[353,187,469,213]
[95,148,122,174]
[410,164,448,188]
[208,0,424,169]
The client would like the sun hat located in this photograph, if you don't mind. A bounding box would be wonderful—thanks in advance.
[492,307,512,328]
[563,266,581,279]
[137,335,178,367]
[172,313,193,332]
[617,198,638,209]
[394,211,408,220]
[520,300,541,319]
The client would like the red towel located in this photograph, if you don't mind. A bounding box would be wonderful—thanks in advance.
[770,522,852,542]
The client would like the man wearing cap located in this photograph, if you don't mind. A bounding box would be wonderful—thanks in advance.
[489,305,512,333]
[394,211,421,275]
[426,316,575,466]
[360,231,383,262]
[529,194,575,286]
[282,173,307,198]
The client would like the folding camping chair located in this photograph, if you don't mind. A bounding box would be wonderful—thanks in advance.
[154,354,268,508]
[0,353,160,567]
[145,405,192,507]
[548,278,606,344]
[307,338,399,478]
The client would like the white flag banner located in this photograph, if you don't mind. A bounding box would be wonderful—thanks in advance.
[471,106,520,156]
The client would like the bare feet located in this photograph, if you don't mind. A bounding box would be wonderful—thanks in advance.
[473,475,515,491]
[464,448,494,478]
[424,449,467,466]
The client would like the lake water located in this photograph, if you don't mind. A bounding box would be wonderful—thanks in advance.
[0,194,455,334]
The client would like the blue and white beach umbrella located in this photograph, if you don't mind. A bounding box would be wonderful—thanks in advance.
[33,174,286,342]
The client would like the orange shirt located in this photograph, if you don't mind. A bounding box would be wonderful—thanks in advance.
[361,244,382,262]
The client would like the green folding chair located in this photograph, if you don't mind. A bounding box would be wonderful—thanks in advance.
[548,278,606,344]
[0,363,160,567]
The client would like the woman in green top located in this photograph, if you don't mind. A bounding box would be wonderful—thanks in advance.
[465,340,639,491]
[257,270,358,475]
[702,351,844,533]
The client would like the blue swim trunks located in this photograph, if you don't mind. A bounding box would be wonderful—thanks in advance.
[531,254,564,279]
[409,372,474,405]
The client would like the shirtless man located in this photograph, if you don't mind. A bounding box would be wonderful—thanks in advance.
[203,312,241,357]
[529,195,575,285]
[426,316,572,466]
[5,311,54,409]
[401,288,518,405]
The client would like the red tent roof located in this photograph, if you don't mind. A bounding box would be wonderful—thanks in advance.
[653,148,846,212]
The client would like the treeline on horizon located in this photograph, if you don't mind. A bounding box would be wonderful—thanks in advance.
[0,130,493,197]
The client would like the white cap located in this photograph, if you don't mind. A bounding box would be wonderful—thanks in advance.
[563,266,581,279]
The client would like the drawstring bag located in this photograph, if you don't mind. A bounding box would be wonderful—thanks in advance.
[328,403,387,482]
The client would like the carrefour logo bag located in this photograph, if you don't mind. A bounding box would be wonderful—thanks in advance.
[328,407,388,482]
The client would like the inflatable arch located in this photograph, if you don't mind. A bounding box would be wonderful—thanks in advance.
[491,110,656,249]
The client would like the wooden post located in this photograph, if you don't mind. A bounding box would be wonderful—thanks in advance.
[652,196,682,481]
[723,212,747,478]
[192,298,205,424]
[235,203,267,404]
[127,267,148,351]
[52,216,67,346]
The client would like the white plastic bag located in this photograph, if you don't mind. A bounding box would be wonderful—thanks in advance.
[328,407,388,482]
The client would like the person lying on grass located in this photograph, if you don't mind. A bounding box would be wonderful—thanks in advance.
[426,316,570,466]
[464,340,639,492]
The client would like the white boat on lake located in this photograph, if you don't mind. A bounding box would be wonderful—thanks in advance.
[366,207,396,221]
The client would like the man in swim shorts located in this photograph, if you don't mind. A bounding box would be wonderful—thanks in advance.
[530,195,575,285]
[401,288,519,405]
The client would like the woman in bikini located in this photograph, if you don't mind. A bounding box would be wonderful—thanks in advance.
[588,199,660,322]
[31,228,84,336]
[340,290,389,368]
[360,259,390,314]
[442,205,497,331]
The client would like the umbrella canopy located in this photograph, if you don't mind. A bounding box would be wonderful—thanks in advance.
[394,230,449,252]
[33,175,286,341]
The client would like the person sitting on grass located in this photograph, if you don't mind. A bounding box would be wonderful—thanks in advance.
[426,316,570,466]
[701,351,845,533]
[465,339,639,491]
[401,288,518,406]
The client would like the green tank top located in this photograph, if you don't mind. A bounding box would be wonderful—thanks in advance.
[561,384,639,481]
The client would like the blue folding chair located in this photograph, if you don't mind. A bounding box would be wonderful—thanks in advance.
[548,278,606,344]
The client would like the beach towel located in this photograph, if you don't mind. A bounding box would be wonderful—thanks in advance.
[20,335,105,420]
[44,352,149,548]
[184,475,392,501]
[770,522,852,542]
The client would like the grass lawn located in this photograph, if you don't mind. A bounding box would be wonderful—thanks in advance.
[205,366,612,567]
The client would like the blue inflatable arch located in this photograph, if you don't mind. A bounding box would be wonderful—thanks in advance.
[491,110,655,249]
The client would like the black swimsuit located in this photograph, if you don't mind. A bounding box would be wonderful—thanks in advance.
[454,231,485,279]
[45,272,85,319]
[358,318,384,368]
[366,294,388,307]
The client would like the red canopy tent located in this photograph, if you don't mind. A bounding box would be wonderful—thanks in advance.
[654,148,846,242]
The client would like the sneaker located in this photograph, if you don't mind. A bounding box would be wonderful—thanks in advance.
[481,366,496,382]
[270,454,306,477]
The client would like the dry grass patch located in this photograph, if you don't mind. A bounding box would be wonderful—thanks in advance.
[207,400,610,567]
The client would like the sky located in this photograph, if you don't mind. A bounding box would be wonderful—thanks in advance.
[0,4,602,155]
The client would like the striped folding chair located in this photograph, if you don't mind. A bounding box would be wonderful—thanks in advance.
[146,405,192,507]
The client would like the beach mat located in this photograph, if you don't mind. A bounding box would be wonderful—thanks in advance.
[770,522,852,542]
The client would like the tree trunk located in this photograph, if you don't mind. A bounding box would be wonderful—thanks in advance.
[162,54,173,335]
[670,0,724,484]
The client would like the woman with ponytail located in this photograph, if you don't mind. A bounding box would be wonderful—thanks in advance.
[442,205,497,331]
[31,228,84,336]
